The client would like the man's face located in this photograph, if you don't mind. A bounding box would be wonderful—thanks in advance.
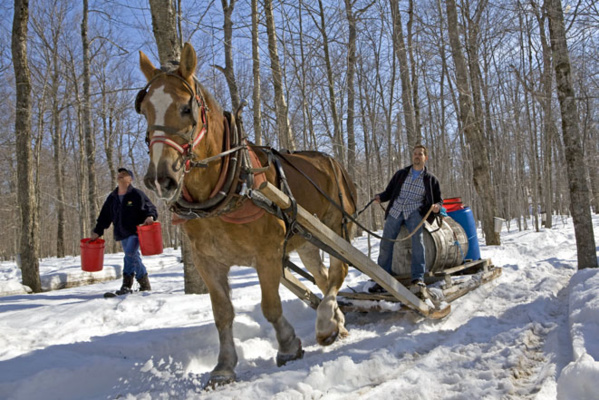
[412,148,427,166]
[117,171,132,182]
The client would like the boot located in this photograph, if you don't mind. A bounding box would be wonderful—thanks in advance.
[115,274,134,295]
[137,274,151,291]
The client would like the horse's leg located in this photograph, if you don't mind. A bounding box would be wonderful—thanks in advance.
[255,256,304,366]
[191,253,238,387]
[297,244,348,346]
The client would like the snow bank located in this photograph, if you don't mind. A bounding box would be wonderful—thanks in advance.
[557,268,599,400]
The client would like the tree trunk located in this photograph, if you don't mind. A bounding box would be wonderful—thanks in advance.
[264,0,295,150]
[547,0,597,269]
[219,0,241,112]
[82,0,98,230]
[315,0,344,164]
[148,0,182,66]
[12,0,41,292]
[535,4,556,228]
[148,0,207,290]
[343,0,368,180]
[389,0,418,148]
[446,0,500,245]
[251,0,263,145]
[51,41,66,258]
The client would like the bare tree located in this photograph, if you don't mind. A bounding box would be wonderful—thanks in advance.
[389,0,418,148]
[13,0,41,292]
[532,1,558,228]
[310,0,344,163]
[82,0,98,230]
[147,0,208,292]
[446,0,500,245]
[547,0,597,269]
[148,0,182,66]
[264,0,295,150]
[215,0,241,112]
[251,0,263,145]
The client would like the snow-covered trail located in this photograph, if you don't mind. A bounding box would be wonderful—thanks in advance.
[0,217,591,400]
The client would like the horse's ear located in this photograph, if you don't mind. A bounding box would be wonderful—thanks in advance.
[139,51,158,81]
[179,42,197,79]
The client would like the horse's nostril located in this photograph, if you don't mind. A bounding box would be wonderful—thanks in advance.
[158,177,177,194]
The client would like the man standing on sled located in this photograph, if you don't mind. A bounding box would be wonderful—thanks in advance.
[370,145,443,293]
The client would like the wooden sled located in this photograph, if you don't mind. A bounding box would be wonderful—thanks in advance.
[259,182,501,320]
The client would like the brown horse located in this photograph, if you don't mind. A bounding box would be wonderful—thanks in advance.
[137,43,357,386]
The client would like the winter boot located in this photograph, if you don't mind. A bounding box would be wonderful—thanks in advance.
[115,274,134,295]
[137,274,151,292]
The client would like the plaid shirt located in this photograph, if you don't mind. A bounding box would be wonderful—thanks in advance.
[388,169,426,219]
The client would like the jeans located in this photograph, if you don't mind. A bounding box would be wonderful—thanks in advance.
[121,235,147,278]
[377,211,425,281]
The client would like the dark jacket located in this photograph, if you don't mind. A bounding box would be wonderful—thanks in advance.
[93,185,158,241]
[377,165,442,223]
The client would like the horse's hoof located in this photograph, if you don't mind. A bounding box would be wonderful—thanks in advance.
[276,342,304,367]
[204,370,236,390]
[317,329,339,346]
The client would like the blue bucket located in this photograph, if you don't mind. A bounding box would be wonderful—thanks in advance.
[447,207,481,261]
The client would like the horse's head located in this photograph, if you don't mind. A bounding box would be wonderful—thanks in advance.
[136,43,208,201]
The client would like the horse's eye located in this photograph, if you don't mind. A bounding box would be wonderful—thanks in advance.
[181,105,192,115]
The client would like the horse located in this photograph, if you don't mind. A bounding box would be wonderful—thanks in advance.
[136,42,357,387]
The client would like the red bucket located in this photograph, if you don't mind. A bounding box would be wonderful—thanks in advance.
[137,222,163,256]
[444,197,464,212]
[80,238,105,272]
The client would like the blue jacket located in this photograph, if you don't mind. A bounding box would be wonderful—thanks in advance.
[93,185,158,241]
[377,165,442,223]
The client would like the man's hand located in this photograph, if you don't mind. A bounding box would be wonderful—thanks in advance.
[89,232,99,242]
[432,204,441,213]
[143,216,154,226]
[373,195,381,204]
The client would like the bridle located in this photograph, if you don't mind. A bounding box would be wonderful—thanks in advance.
[135,72,209,172]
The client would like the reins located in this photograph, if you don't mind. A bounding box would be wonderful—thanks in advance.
[137,71,439,240]
[272,150,437,243]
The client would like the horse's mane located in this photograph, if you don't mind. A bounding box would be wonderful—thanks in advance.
[195,78,223,114]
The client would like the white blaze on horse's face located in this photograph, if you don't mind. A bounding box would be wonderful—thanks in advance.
[148,86,172,163]
[146,85,182,200]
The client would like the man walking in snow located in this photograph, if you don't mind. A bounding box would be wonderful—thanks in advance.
[90,167,158,295]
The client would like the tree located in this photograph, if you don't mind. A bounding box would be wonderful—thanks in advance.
[251,0,263,145]
[82,0,98,230]
[389,0,418,148]
[446,0,500,245]
[13,0,41,292]
[216,0,241,112]
[264,0,295,150]
[546,0,597,268]
[147,0,208,292]
[148,0,182,66]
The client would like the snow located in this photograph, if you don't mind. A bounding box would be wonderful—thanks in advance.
[1,215,598,400]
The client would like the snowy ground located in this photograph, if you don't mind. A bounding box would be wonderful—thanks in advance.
[1,216,598,400]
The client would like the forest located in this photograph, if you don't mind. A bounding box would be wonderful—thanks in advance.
[2,1,597,275]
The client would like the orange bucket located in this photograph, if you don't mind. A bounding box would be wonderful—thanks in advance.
[80,238,105,272]
[137,222,163,256]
